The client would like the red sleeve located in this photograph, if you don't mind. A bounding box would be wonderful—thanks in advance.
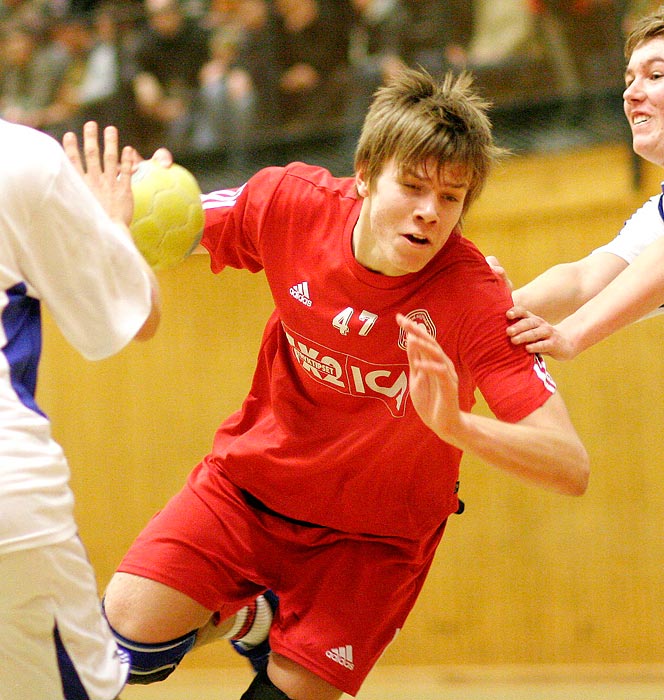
[456,262,556,423]
[200,166,287,274]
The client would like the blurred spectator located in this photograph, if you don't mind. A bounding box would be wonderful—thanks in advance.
[76,3,128,112]
[343,0,410,160]
[0,13,90,138]
[445,0,541,111]
[272,0,353,135]
[37,12,96,138]
[75,2,145,145]
[130,0,211,154]
[190,25,253,155]
[204,0,243,29]
[0,19,51,126]
[68,0,102,14]
[1,0,119,24]
[77,5,121,108]
[0,0,46,26]
[522,0,629,146]
[400,0,469,75]
[528,0,628,99]
[0,0,636,161]
[463,0,535,69]
[190,0,280,157]
[347,0,410,93]
[228,0,281,136]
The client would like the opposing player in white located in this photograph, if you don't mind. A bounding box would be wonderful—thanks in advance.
[501,7,664,360]
[0,119,160,700]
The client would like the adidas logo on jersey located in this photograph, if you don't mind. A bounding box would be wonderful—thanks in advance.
[289,281,312,307]
[325,644,355,670]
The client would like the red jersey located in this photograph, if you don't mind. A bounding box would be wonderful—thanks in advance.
[200,163,555,539]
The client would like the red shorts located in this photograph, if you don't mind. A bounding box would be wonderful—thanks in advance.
[118,461,447,696]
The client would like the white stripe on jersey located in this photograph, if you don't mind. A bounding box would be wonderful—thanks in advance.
[201,183,247,210]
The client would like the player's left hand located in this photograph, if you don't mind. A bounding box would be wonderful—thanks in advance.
[397,313,465,440]
[506,306,576,360]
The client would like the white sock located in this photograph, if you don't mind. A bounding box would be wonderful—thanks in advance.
[223,594,274,650]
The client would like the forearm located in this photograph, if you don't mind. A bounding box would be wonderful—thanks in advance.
[134,267,162,341]
[110,220,162,341]
[558,238,664,356]
[440,403,589,496]
[513,262,589,323]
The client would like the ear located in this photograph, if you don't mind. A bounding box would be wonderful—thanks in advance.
[355,169,370,198]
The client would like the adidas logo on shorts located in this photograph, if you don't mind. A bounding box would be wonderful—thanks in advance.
[325,644,355,670]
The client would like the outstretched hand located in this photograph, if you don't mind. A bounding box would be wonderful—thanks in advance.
[63,121,138,227]
[62,122,174,228]
[396,313,465,442]
[506,306,576,360]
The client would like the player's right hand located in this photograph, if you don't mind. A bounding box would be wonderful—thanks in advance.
[63,121,136,227]
[506,306,576,361]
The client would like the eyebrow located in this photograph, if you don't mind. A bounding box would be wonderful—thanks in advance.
[402,166,469,191]
[625,55,664,79]
[443,176,470,190]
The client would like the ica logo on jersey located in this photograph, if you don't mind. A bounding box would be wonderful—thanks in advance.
[283,324,409,417]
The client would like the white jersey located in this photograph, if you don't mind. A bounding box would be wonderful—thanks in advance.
[592,187,664,263]
[0,120,152,556]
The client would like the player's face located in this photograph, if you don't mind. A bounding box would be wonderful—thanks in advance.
[624,36,664,167]
[353,158,469,277]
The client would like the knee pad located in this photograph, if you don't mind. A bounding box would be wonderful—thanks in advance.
[241,668,291,700]
[107,623,197,685]
[102,596,197,684]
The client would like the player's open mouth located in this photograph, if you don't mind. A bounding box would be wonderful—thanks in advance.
[633,114,650,126]
[404,233,430,246]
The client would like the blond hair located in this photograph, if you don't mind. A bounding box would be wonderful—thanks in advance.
[625,5,664,59]
[354,68,506,214]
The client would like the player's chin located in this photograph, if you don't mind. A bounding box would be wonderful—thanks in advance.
[399,248,437,274]
[632,132,662,163]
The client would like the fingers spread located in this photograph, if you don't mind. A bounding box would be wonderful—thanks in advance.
[102,125,120,177]
[62,131,83,172]
[82,121,102,177]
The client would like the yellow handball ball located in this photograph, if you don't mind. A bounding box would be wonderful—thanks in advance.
[130,160,205,270]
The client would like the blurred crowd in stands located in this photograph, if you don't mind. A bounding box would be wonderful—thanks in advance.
[0,0,655,166]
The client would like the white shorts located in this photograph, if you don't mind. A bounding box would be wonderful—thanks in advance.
[0,535,129,700]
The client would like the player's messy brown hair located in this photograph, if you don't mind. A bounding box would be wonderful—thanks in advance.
[625,5,664,60]
[354,68,506,216]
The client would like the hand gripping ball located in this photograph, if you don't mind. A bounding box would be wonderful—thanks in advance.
[130,160,205,270]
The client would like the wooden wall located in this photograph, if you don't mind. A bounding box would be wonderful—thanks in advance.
[37,141,664,670]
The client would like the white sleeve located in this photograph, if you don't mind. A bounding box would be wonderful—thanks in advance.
[591,193,664,264]
[8,127,153,360]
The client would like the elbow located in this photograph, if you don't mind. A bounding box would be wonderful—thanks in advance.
[134,287,161,341]
[134,308,161,341]
[564,447,590,497]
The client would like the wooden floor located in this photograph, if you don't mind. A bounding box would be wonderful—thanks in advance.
[122,664,664,699]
